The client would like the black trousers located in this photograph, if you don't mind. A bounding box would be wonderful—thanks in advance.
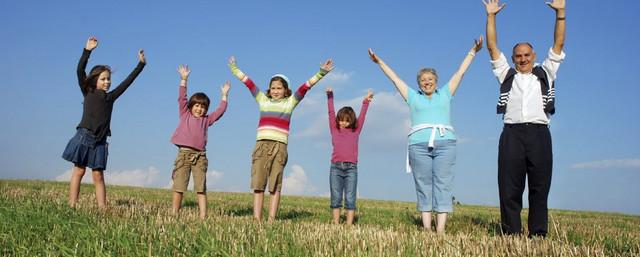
[498,123,552,236]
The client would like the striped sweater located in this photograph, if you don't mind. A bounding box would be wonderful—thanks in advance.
[230,64,329,144]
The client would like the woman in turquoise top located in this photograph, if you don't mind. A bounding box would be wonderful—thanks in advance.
[368,36,483,234]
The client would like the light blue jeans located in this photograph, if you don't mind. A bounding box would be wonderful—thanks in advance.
[409,140,456,213]
[329,162,358,210]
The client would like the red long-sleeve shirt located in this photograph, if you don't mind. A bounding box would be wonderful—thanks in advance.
[327,92,370,164]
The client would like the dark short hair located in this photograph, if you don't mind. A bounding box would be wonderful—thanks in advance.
[84,65,111,92]
[188,92,210,112]
[267,76,292,98]
[336,106,357,132]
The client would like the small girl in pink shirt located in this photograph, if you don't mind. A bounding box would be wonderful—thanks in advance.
[326,87,373,225]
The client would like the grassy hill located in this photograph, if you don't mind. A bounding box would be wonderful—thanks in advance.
[1,180,638,256]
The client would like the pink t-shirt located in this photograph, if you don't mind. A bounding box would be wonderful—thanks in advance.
[327,92,370,164]
[171,85,227,151]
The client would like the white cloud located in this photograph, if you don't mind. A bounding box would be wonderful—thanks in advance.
[362,91,411,143]
[205,170,224,188]
[282,164,317,196]
[207,170,224,181]
[55,166,225,189]
[55,166,165,187]
[106,167,163,187]
[321,70,353,84]
[162,180,173,190]
[55,166,164,187]
[294,90,410,148]
[294,113,328,138]
[163,169,225,190]
[570,158,640,170]
[55,169,92,184]
[169,169,225,191]
[293,69,355,117]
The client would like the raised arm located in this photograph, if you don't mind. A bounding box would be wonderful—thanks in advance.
[228,56,261,98]
[326,87,337,132]
[356,90,373,132]
[547,0,566,54]
[368,48,409,101]
[484,0,506,61]
[228,56,247,82]
[448,36,483,96]
[292,59,334,101]
[306,59,334,89]
[176,65,190,114]
[107,49,146,100]
[77,36,98,93]
[207,81,230,126]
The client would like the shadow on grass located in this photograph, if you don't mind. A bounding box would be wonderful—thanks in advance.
[115,199,137,206]
[400,208,503,234]
[223,206,254,217]
[182,200,198,208]
[217,207,312,221]
[279,209,313,221]
[471,216,502,236]
[335,214,360,225]
[402,207,424,230]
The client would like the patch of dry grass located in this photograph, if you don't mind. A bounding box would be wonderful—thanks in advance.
[1,180,638,256]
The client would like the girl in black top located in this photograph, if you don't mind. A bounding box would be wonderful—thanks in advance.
[62,36,145,208]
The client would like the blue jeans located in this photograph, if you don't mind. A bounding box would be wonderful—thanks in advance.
[329,162,358,210]
[409,140,456,212]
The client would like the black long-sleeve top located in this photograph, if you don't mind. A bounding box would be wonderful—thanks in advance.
[75,49,145,142]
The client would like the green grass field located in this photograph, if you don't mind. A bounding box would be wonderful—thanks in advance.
[1,180,638,256]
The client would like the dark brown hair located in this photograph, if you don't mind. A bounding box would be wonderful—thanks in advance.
[83,65,111,92]
[188,92,210,112]
[336,106,357,132]
[266,76,292,98]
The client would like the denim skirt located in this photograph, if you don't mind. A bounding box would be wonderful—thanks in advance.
[62,128,108,170]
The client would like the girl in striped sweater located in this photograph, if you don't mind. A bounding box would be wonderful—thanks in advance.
[229,56,333,222]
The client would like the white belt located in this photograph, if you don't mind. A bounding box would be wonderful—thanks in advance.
[406,124,454,173]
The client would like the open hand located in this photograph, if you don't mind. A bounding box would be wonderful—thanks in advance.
[221,81,231,96]
[178,65,190,80]
[320,59,334,72]
[472,35,484,53]
[483,0,506,15]
[546,0,565,11]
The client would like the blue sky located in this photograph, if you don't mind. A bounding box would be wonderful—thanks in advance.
[1,0,639,215]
